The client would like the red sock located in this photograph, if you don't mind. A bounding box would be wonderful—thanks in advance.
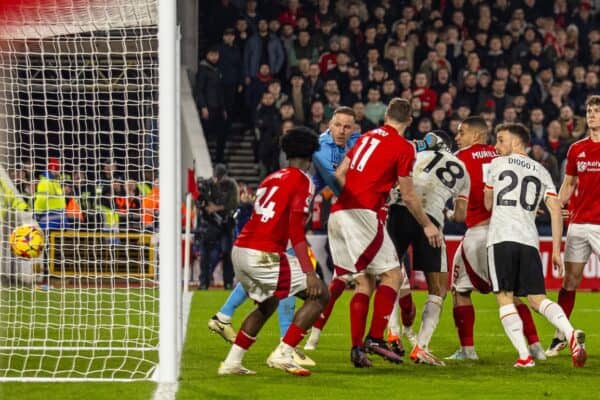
[368,285,397,340]
[282,323,307,348]
[516,303,539,345]
[313,278,346,330]
[453,305,475,347]
[558,288,576,318]
[234,330,256,350]
[350,292,370,347]
[399,293,416,327]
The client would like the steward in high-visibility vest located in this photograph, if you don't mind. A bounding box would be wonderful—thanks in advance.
[0,175,28,221]
[142,179,159,231]
[34,158,70,230]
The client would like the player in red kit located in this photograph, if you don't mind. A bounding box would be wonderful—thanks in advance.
[329,98,443,367]
[447,116,544,361]
[218,127,329,376]
[547,95,600,356]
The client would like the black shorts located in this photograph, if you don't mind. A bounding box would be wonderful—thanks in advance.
[386,205,445,273]
[488,241,546,297]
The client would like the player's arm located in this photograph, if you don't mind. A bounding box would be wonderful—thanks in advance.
[447,197,468,223]
[545,194,565,275]
[313,148,342,195]
[397,176,442,248]
[334,156,350,190]
[483,187,493,211]
[558,174,577,208]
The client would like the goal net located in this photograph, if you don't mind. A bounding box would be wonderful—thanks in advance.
[0,0,173,381]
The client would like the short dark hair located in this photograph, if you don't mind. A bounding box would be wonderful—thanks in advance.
[460,115,488,137]
[281,126,319,159]
[385,98,411,123]
[586,95,600,107]
[495,122,530,145]
[332,106,356,119]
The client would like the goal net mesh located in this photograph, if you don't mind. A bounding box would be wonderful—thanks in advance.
[0,0,161,381]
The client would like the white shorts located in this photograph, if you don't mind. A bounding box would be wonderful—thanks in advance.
[232,245,307,303]
[328,209,400,278]
[451,225,492,293]
[564,223,600,263]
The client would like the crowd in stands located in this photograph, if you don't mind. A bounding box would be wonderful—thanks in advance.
[197,0,599,237]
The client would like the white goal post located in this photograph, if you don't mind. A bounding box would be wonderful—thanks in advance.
[0,0,180,382]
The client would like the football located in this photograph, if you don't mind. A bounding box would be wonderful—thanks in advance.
[9,225,45,258]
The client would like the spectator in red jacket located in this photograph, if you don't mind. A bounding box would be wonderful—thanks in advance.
[413,71,438,114]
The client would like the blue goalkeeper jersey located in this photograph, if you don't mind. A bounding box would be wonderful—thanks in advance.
[312,130,360,195]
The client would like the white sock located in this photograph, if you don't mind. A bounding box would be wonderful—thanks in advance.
[224,344,246,365]
[539,299,574,341]
[417,294,443,348]
[307,327,321,343]
[499,304,530,360]
[387,294,401,338]
[277,341,294,357]
[216,311,231,323]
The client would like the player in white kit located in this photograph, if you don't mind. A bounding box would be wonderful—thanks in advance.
[484,123,587,368]
[387,131,470,365]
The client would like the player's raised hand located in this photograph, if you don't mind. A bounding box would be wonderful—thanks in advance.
[424,224,443,248]
[552,251,565,277]
[306,271,321,300]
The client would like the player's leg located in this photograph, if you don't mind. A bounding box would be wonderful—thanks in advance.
[220,296,279,375]
[489,243,533,367]
[409,240,446,366]
[513,297,545,360]
[548,223,592,355]
[267,254,329,376]
[208,282,248,343]
[349,273,376,367]
[529,293,586,367]
[416,271,446,350]
[364,267,404,363]
[275,296,316,366]
[304,274,348,350]
[387,271,411,357]
[448,227,491,360]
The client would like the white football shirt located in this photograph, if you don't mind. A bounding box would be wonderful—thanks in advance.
[391,150,470,227]
[485,154,557,248]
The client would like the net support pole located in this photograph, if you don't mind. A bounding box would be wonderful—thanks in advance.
[158,0,179,384]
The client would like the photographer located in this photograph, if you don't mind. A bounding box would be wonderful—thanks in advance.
[196,164,239,290]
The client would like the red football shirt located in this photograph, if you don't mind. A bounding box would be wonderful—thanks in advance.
[235,168,314,252]
[455,143,497,228]
[332,125,415,212]
[564,137,600,225]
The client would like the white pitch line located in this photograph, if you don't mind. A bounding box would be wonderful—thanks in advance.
[152,291,193,400]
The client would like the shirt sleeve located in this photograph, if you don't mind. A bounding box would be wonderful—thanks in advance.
[564,144,577,177]
[485,158,499,190]
[312,147,341,195]
[290,174,314,214]
[457,167,471,200]
[541,168,558,200]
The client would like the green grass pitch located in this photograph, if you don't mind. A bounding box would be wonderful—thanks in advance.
[1,290,599,399]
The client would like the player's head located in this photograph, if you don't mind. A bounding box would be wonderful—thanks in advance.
[456,115,488,148]
[494,123,530,156]
[585,95,600,132]
[281,126,320,166]
[384,98,412,128]
[428,130,453,152]
[329,106,356,146]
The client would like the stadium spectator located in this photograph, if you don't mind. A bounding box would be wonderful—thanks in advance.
[197,46,228,163]
[218,28,243,123]
[243,18,285,84]
[255,91,282,177]
[34,158,69,230]
[364,86,386,125]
